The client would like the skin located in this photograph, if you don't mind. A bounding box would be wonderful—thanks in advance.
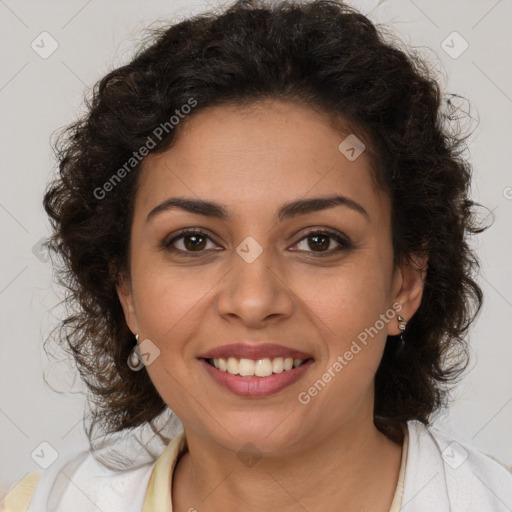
[117,99,426,511]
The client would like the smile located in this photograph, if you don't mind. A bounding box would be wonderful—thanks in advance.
[200,357,314,397]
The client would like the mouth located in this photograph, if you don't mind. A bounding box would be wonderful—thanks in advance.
[198,351,314,397]
[197,342,315,397]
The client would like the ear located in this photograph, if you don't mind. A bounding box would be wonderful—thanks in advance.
[387,253,428,336]
[116,273,139,336]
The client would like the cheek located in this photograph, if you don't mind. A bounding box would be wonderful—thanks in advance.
[298,256,393,334]
[297,258,395,405]
[130,247,215,335]
[297,266,394,411]
[130,264,214,415]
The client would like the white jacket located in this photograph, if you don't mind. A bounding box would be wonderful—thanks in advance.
[9,419,512,511]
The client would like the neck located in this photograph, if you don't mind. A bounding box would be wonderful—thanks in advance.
[172,419,404,512]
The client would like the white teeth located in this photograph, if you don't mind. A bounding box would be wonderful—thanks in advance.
[227,357,239,375]
[211,356,307,377]
[238,358,255,376]
[255,358,273,377]
[272,357,284,374]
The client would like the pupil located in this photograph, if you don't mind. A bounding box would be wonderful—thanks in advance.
[185,235,206,251]
[309,235,329,251]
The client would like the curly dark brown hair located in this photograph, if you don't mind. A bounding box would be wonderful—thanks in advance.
[43,0,485,445]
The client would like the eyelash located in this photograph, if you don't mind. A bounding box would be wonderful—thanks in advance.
[161,228,352,258]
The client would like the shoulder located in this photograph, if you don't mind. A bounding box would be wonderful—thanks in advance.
[403,419,512,512]
[2,415,183,512]
[11,445,157,512]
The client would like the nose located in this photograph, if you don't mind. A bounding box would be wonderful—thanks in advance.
[216,239,294,328]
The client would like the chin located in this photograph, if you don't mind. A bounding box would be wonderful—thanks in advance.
[210,413,308,456]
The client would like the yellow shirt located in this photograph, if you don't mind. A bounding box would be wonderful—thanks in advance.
[142,428,409,511]
[1,429,408,511]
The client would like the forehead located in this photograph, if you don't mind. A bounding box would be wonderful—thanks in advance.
[135,100,390,222]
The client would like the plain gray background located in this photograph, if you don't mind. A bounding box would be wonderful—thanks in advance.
[1,0,511,492]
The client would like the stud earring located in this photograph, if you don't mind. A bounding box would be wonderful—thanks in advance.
[397,315,407,347]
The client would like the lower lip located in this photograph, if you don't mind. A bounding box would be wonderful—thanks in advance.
[199,358,314,397]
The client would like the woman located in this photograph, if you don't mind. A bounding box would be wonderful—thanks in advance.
[3,0,511,510]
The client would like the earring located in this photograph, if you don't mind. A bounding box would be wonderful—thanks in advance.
[397,315,407,347]
[128,333,142,370]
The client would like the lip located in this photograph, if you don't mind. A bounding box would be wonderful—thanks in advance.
[199,358,314,397]
[197,342,314,361]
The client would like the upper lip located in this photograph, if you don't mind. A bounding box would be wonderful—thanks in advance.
[198,343,314,361]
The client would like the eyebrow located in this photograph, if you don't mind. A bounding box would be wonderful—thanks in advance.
[146,194,369,223]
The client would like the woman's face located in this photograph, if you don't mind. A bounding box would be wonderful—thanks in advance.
[118,99,423,454]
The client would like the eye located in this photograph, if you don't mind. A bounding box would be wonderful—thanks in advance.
[291,229,351,256]
[162,229,219,255]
